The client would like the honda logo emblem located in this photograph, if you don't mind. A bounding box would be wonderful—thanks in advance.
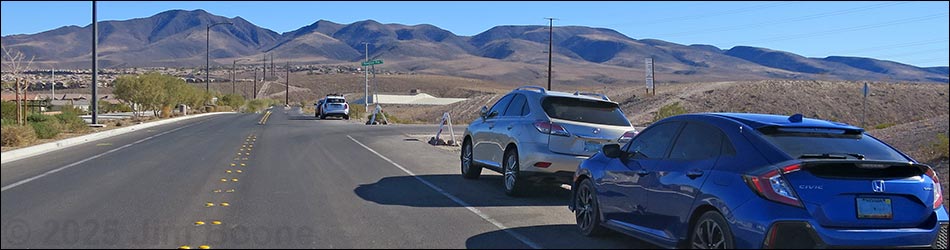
[871,180,885,193]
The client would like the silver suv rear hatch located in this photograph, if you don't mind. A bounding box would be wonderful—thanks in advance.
[541,96,633,156]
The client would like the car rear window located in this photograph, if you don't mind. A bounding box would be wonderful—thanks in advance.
[761,131,909,161]
[326,98,345,103]
[541,96,630,126]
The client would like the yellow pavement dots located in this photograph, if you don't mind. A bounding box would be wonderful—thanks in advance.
[242,157,249,160]
[225,189,236,193]
[231,178,239,182]
[226,170,233,174]
[212,189,222,193]
[178,246,192,249]
[220,178,228,182]
[233,158,240,161]
[240,148,245,151]
[211,220,223,225]
[194,221,206,226]
[230,163,236,167]
[220,202,230,207]
[205,202,215,207]
[199,245,211,249]
[236,170,243,174]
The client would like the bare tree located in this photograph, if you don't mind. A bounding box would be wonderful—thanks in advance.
[1,43,36,125]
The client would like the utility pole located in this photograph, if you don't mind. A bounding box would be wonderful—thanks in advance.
[271,54,275,78]
[51,67,55,99]
[362,42,370,112]
[206,22,233,93]
[285,62,290,105]
[15,79,21,125]
[545,17,557,91]
[253,69,258,99]
[262,54,266,82]
[232,58,248,95]
[91,0,99,125]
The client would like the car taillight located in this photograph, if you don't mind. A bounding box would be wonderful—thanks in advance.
[618,131,637,144]
[925,167,943,210]
[534,121,570,137]
[743,164,803,208]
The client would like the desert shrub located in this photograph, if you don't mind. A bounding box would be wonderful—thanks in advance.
[653,102,687,122]
[54,113,88,133]
[31,120,62,139]
[934,133,949,159]
[1,118,13,126]
[0,124,36,147]
[874,123,896,130]
[27,113,53,123]
[1,101,15,120]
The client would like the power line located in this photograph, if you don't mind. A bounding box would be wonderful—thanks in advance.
[827,38,949,54]
[872,47,950,59]
[728,12,948,44]
[649,1,910,38]
[606,1,797,26]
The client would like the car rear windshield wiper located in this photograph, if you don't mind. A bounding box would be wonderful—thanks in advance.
[799,153,866,160]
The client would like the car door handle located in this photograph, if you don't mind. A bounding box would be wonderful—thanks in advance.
[507,125,513,130]
[636,170,650,176]
[686,169,704,178]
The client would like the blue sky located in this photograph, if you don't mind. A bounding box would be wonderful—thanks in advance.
[2,1,948,67]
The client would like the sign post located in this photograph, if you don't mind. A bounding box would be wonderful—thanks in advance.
[862,82,870,128]
[645,57,655,96]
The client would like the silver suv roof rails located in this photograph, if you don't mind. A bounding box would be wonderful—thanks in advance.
[514,86,547,94]
[574,92,610,101]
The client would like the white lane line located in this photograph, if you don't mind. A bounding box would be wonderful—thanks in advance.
[346,135,542,249]
[1,118,214,192]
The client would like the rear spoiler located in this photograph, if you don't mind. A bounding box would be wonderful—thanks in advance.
[799,159,930,170]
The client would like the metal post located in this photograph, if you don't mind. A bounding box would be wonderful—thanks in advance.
[231,60,236,95]
[363,42,369,112]
[545,17,556,91]
[262,53,266,82]
[253,69,258,99]
[206,22,232,93]
[91,0,98,125]
[51,67,55,99]
[285,62,289,105]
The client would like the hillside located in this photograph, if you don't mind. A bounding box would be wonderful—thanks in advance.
[2,9,947,85]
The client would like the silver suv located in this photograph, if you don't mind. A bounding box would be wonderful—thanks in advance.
[317,94,350,120]
[460,86,637,196]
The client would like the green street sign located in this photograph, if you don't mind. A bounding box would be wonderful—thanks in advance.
[361,59,384,66]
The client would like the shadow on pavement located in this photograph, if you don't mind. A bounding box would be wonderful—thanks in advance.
[354,174,571,207]
[465,224,657,249]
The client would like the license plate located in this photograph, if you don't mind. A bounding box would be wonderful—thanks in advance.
[584,141,601,153]
[856,197,892,219]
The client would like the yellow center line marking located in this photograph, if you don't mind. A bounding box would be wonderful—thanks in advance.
[225,189,235,193]
[226,170,233,174]
[236,170,243,173]
[220,178,228,182]
[194,221,205,226]
[204,202,215,207]
[231,178,239,182]
[220,202,230,207]
[211,220,222,225]
[178,246,192,249]
[212,189,222,193]
[199,245,211,249]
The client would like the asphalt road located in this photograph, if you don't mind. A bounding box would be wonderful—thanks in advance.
[1,107,656,249]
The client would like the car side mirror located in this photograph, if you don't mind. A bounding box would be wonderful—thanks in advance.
[480,106,489,119]
[488,111,499,119]
[603,144,623,158]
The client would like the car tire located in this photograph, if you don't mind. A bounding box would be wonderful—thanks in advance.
[690,211,735,249]
[576,179,609,237]
[319,114,326,120]
[461,139,482,179]
[344,115,350,120]
[503,147,529,196]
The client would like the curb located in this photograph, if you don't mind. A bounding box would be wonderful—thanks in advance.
[1,112,236,165]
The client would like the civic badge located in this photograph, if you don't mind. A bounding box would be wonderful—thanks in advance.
[871,180,885,193]
[592,128,601,134]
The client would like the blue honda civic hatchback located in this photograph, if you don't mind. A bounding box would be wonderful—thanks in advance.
[570,113,947,248]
